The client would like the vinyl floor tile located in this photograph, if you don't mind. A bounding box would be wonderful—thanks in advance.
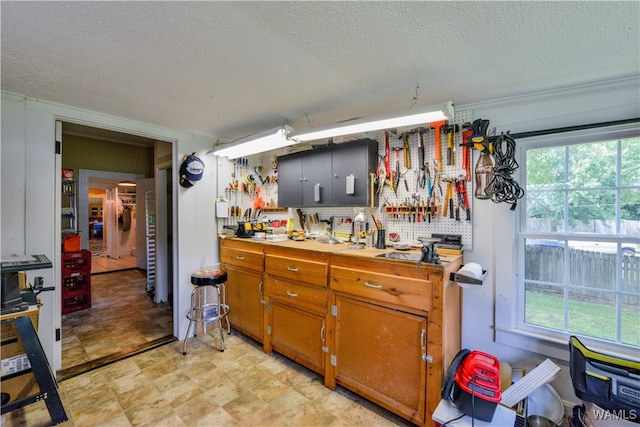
[4,264,414,427]
[59,269,174,375]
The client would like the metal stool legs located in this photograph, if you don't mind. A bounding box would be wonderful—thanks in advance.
[182,282,230,355]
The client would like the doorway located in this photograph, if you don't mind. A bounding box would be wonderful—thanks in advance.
[80,171,143,273]
[57,122,175,379]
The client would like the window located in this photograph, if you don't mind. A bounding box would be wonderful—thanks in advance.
[509,125,639,356]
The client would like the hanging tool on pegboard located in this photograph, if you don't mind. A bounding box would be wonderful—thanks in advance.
[460,123,474,181]
[443,123,459,166]
[430,120,447,172]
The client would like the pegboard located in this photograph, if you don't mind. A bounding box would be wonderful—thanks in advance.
[216,152,283,229]
[369,109,475,250]
[215,109,475,251]
[215,153,366,234]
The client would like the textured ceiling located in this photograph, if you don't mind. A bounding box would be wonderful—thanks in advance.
[2,1,639,143]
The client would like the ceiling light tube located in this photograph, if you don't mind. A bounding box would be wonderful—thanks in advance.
[213,125,294,159]
[290,101,454,142]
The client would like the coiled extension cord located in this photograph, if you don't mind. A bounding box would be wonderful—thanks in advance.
[486,132,525,210]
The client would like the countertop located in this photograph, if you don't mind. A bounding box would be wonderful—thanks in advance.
[219,233,460,265]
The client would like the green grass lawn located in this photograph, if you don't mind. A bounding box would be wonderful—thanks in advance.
[526,290,640,346]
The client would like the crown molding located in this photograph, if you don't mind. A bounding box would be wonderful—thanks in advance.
[457,76,640,111]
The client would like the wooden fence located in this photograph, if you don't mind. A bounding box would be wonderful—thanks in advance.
[525,246,639,305]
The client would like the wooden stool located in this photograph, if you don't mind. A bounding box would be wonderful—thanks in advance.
[183,270,230,355]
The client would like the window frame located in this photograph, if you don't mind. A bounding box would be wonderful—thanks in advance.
[495,122,640,361]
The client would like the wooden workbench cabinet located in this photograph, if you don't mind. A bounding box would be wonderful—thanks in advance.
[218,237,462,426]
[326,254,462,426]
[263,246,329,375]
[331,294,428,422]
[219,239,265,343]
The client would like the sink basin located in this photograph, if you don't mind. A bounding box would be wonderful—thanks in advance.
[375,251,423,262]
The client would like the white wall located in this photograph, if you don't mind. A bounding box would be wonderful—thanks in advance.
[1,92,218,372]
[457,76,640,409]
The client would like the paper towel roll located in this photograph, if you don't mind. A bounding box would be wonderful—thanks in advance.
[458,262,483,279]
[455,262,483,288]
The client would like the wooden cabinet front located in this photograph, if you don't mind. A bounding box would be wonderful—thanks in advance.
[220,239,265,343]
[327,253,462,426]
[266,298,326,375]
[225,265,264,343]
[332,294,427,424]
[330,265,432,313]
[265,254,328,288]
[220,245,264,273]
[263,276,326,314]
[263,246,329,376]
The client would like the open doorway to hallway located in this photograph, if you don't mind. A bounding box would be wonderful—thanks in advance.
[58,122,175,379]
[86,180,137,274]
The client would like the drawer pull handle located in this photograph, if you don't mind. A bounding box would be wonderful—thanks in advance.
[286,291,298,297]
[364,282,383,289]
[235,255,245,260]
[287,267,299,273]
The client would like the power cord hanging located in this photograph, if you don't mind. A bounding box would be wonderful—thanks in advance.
[486,132,524,210]
[409,84,420,108]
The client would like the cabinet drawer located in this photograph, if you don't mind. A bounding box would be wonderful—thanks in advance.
[330,266,432,312]
[264,277,327,313]
[265,255,327,287]
[221,247,263,272]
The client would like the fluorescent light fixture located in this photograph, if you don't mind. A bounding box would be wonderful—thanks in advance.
[213,125,294,159]
[118,180,136,187]
[290,101,454,142]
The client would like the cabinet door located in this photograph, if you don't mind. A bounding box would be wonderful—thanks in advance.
[334,295,427,425]
[276,154,303,207]
[302,149,332,207]
[225,265,264,343]
[331,140,374,206]
[267,299,326,375]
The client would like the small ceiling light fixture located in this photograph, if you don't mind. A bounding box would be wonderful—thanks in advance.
[290,101,454,142]
[118,180,137,187]
[213,125,295,159]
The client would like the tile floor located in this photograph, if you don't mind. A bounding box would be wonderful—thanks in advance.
[3,329,414,427]
[59,269,173,376]
[91,254,137,275]
[88,238,138,274]
[6,252,414,426]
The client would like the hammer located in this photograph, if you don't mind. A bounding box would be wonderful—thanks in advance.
[443,123,459,166]
[461,122,474,180]
[430,120,447,172]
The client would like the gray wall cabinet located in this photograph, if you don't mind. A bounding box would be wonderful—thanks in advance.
[277,138,378,208]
